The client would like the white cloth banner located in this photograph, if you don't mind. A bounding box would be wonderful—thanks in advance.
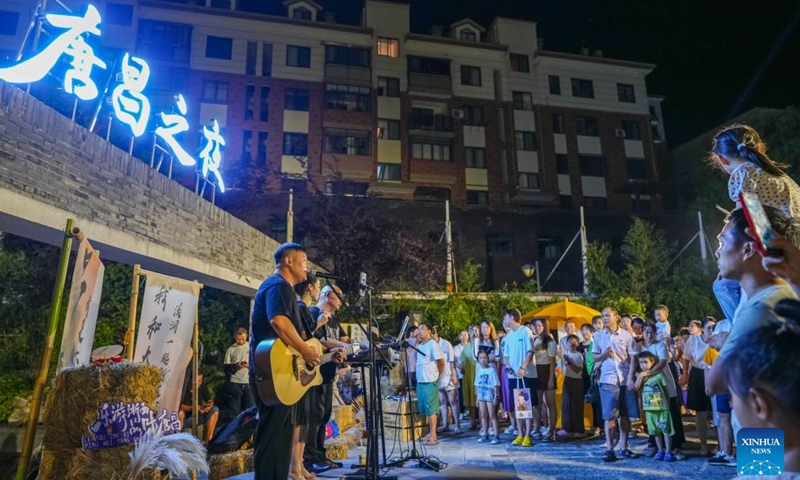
[134,272,200,414]
[58,238,105,371]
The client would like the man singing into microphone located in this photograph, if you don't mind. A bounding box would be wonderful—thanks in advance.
[304,283,350,473]
[250,243,320,480]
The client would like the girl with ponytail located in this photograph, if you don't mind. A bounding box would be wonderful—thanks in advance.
[710,123,800,220]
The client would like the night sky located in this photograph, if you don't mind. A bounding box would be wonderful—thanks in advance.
[252,0,800,146]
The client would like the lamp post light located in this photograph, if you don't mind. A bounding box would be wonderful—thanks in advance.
[521,262,541,293]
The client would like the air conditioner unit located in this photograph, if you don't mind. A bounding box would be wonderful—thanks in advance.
[451,109,465,119]
[615,128,627,138]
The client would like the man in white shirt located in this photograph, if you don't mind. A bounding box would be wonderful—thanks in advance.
[592,307,640,462]
[433,327,461,434]
[415,323,445,444]
[502,308,537,447]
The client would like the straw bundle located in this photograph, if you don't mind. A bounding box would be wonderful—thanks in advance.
[324,437,351,461]
[38,362,163,480]
[208,449,254,480]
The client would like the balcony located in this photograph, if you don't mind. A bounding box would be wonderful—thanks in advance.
[408,72,452,96]
[409,114,453,134]
[325,64,371,87]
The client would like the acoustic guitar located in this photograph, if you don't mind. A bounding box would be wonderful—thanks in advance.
[254,337,359,406]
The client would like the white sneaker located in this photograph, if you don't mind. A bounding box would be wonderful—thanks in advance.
[479,428,485,437]
[488,428,495,436]
[504,426,516,435]
[542,427,551,437]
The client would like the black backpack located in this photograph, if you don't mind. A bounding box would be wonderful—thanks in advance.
[207,406,258,454]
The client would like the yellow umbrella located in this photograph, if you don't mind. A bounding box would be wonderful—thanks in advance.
[520,298,600,325]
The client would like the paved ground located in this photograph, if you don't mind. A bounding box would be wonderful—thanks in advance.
[225,416,739,480]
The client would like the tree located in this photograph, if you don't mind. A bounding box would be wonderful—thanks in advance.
[297,195,446,302]
[585,218,718,324]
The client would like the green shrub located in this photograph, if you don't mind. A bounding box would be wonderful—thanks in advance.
[0,372,33,422]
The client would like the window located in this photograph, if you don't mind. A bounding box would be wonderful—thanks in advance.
[261,43,273,76]
[377,37,399,58]
[627,158,647,180]
[512,91,533,111]
[137,21,192,63]
[622,120,642,140]
[463,106,483,126]
[0,11,18,36]
[579,155,604,176]
[105,3,133,26]
[549,75,561,95]
[377,119,400,140]
[242,130,252,162]
[246,42,257,75]
[552,113,565,134]
[260,87,270,121]
[256,132,268,162]
[326,84,371,112]
[286,45,311,68]
[414,187,450,202]
[576,117,598,136]
[487,234,513,257]
[282,177,307,193]
[652,124,661,141]
[461,66,482,86]
[410,108,452,131]
[147,67,188,104]
[206,36,232,59]
[560,195,572,209]
[284,88,309,111]
[211,0,232,8]
[408,56,450,76]
[244,85,255,120]
[327,182,369,197]
[377,76,400,97]
[324,129,371,156]
[283,133,308,156]
[519,173,540,190]
[202,80,228,103]
[325,45,370,67]
[571,78,594,98]
[467,190,489,205]
[292,6,312,20]
[411,140,451,161]
[465,148,486,168]
[556,154,569,174]
[377,163,401,181]
[617,83,636,103]
[584,197,607,211]
[515,131,536,151]
[538,238,563,259]
[459,30,477,42]
[510,53,529,73]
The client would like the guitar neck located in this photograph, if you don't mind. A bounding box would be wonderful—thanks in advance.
[319,345,354,365]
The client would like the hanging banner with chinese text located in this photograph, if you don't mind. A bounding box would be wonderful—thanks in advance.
[134,272,200,413]
[58,237,105,371]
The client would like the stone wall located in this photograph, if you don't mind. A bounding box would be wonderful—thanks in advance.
[0,81,281,296]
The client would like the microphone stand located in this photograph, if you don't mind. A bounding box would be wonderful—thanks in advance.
[382,339,440,471]
[328,278,396,480]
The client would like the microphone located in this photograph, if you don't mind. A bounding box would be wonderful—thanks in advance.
[309,270,346,282]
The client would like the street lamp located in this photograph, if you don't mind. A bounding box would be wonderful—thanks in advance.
[521,262,542,293]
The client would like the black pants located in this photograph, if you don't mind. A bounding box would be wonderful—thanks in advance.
[252,380,293,480]
[304,383,333,464]
[220,382,255,425]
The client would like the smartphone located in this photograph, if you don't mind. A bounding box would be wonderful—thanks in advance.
[739,192,778,255]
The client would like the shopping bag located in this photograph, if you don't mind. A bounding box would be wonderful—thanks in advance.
[513,381,533,419]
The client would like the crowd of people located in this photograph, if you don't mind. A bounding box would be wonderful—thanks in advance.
[244,122,800,480]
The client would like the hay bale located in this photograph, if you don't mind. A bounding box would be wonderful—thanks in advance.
[38,362,163,480]
[325,437,350,461]
[208,449,254,480]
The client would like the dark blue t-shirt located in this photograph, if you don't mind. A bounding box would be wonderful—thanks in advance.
[249,273,303,374]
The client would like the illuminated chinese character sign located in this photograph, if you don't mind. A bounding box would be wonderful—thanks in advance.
[0,4,226,192]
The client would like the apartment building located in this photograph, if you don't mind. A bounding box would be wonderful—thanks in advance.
[0,0,685,290]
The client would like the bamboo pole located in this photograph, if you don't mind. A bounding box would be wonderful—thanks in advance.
[15,218,75,480]
[124,264,141,361]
